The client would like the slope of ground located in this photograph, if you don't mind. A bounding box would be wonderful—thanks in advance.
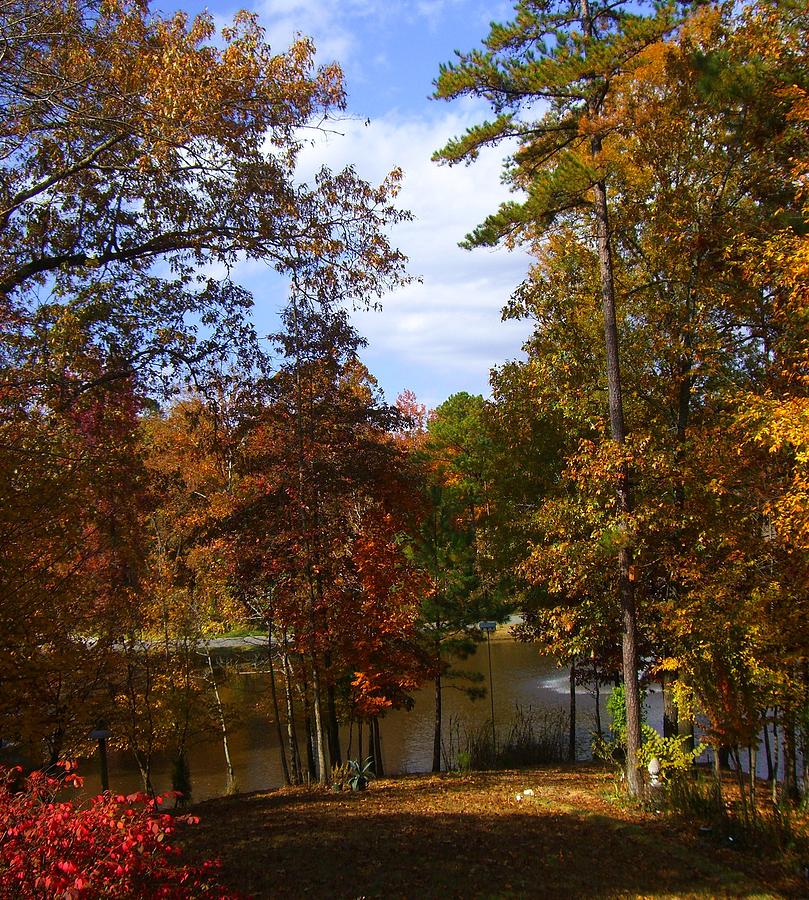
[184,765,805,898]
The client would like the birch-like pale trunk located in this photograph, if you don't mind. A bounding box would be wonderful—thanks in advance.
[206,649,236,794]
[282,632,302,784]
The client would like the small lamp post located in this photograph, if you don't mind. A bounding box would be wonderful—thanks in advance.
[90,723,112,793]
[478,621,497,755]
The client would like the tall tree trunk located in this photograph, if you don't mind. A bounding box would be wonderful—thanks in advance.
[784,709,800,804]
[282,636,302,784]
[662,673,678,739]
[171,750,191,807]
[772,706,780,806]
[372,717,384,778]
[267,625,290,786]
[124,650,156,799]
[594,675,602,738]
[763,709,774,783]
[302,713,316,781]
[801,660,809,799]
[432,664,442,773]
[309,655,329,783]
[171,638,194,803]
[134,748,155,797]
[713,745,723,807]
[732,747,749,828]
[569,658,577,763]
[206,649,235,794]
[594,176,641,795]
[581,0,642,797]
[289,295,328,784]
[327,679,342,767]
[299,659,317,781]
[46,726,65,770]
[749,743,758,820]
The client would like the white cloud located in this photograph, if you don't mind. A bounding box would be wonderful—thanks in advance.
[292,103,533,400]
[252,0,483,69]
[256,0,382,65]
[204,0,536,402]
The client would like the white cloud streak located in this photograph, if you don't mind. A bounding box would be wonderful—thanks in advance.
[205,1,535,404]
[294,104,533,403]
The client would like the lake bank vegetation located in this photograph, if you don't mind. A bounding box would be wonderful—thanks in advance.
[1,0,809,894]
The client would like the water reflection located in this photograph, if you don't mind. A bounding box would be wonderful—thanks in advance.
[81,640,631,802]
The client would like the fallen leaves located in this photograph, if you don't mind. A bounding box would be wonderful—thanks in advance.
[183,765,796,898]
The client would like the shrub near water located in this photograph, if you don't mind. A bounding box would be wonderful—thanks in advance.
[0,763,227,898]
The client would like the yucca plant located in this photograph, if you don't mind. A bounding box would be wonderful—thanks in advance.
[347,757,375,792]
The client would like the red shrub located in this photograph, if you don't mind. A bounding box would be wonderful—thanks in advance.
[0,763,230,898]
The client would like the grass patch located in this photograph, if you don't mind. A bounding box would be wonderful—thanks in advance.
[182,764,805,898]
[208,625,268,640]
[443,705,569,771]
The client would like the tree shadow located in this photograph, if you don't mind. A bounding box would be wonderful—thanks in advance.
[188,787,782,898]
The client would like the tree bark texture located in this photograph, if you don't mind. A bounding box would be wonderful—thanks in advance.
[267,628,291,786]
[433,666,442,773]
[372,717,384,777]
[580,0,642,798]
[569,658,577,763]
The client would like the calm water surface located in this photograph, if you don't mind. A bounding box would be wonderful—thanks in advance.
[81,640,666,801]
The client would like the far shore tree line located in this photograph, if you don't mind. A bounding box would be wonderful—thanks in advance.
[1,0,807,812]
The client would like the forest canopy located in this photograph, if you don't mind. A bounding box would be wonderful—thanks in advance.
[0,0,807,859]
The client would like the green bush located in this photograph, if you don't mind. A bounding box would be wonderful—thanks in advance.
[593,684,702,784]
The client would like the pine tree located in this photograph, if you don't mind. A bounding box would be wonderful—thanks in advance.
[433,0,679,795]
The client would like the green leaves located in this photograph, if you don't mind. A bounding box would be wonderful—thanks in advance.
[431,115,516,165]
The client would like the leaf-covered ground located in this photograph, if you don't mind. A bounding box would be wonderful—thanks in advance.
[184,765,805,898]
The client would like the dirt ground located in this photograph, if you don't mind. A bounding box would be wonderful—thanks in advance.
[183,764,807,899]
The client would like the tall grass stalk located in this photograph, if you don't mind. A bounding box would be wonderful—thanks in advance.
[443,705,569,771]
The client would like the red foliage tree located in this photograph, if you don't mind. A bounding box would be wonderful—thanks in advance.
[0,763,229,898]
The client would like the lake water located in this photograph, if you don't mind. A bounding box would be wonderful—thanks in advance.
[80,638,667,801]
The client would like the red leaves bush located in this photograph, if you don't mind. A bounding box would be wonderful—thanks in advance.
[0,763,230,898]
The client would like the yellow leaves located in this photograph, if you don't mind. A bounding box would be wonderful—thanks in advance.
[677,3,723,50]
[742,396,809,463]
[45,2,345,168]
[656,656,680,674]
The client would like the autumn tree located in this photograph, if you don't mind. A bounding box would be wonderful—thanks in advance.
[0,0,413,776]
[0,370,148,766]
[140,385,253,796]
[696,0,809,799]
[1,0,409,397]
[590,0,809,796]
[433,0,679,794]
[455,0,808,802]
[400,392,512,771]
[187,304,430,784]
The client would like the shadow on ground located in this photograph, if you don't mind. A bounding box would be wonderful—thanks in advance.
[184,769,795,898]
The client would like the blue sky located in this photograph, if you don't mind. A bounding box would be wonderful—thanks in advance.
[164,0,533,409]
